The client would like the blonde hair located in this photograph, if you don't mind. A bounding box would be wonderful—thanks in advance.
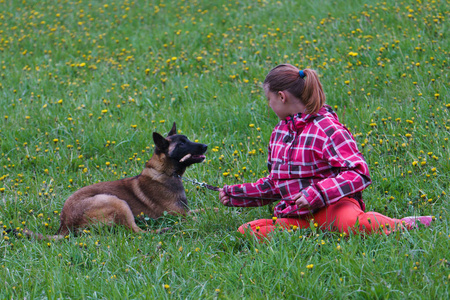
[263,64,326,114]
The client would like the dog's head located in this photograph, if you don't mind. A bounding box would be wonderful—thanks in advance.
[153,122,207,166]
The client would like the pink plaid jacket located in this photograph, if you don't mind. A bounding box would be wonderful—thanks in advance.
[223,105,371,217]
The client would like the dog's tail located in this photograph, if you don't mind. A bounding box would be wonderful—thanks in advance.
[23,228,65,241]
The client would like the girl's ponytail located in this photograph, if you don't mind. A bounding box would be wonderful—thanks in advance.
[301,69,326,114]
[263,64,326,114]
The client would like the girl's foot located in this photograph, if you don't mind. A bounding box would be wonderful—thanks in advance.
[401,216,433,229]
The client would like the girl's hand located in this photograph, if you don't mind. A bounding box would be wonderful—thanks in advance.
[293,192,311,210]
[219,188,231,206]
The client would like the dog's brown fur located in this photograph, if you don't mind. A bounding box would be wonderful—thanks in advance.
[25,123,207,239]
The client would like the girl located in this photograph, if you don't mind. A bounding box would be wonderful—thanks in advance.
[219,64,432,239]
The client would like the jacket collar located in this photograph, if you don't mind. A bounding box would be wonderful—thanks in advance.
[281,105,336,131]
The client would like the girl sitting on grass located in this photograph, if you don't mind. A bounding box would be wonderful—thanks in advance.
[219,64,432,239]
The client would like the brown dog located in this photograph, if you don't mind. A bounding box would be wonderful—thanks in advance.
[26,122,207,239]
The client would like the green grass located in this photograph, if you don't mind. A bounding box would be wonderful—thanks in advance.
[0,0,449,298]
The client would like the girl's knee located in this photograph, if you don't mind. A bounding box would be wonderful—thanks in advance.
[321,197,365,233]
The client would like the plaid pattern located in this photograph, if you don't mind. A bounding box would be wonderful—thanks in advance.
[223,105,371,217]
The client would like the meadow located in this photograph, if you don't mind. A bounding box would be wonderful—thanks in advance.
[0,0,449,298]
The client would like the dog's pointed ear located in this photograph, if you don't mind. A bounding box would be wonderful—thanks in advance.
[153,132,169,151]
[167,122,177,137]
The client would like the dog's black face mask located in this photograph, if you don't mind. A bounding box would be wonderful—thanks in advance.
[152,122,207,166]
[167,134,207,166]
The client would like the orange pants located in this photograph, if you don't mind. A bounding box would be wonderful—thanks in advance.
[238,197,405,239]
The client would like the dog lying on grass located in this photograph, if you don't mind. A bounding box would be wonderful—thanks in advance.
[25,122,207,239]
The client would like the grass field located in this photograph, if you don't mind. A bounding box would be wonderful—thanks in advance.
[0,0,449,298]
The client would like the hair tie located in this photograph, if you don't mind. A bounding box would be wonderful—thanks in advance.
[299,70,306,78]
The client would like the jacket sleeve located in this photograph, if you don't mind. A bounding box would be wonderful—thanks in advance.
[302,128,372,210]
[223,176,280,207]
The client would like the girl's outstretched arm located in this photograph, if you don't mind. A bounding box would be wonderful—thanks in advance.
[221,176,280,207]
